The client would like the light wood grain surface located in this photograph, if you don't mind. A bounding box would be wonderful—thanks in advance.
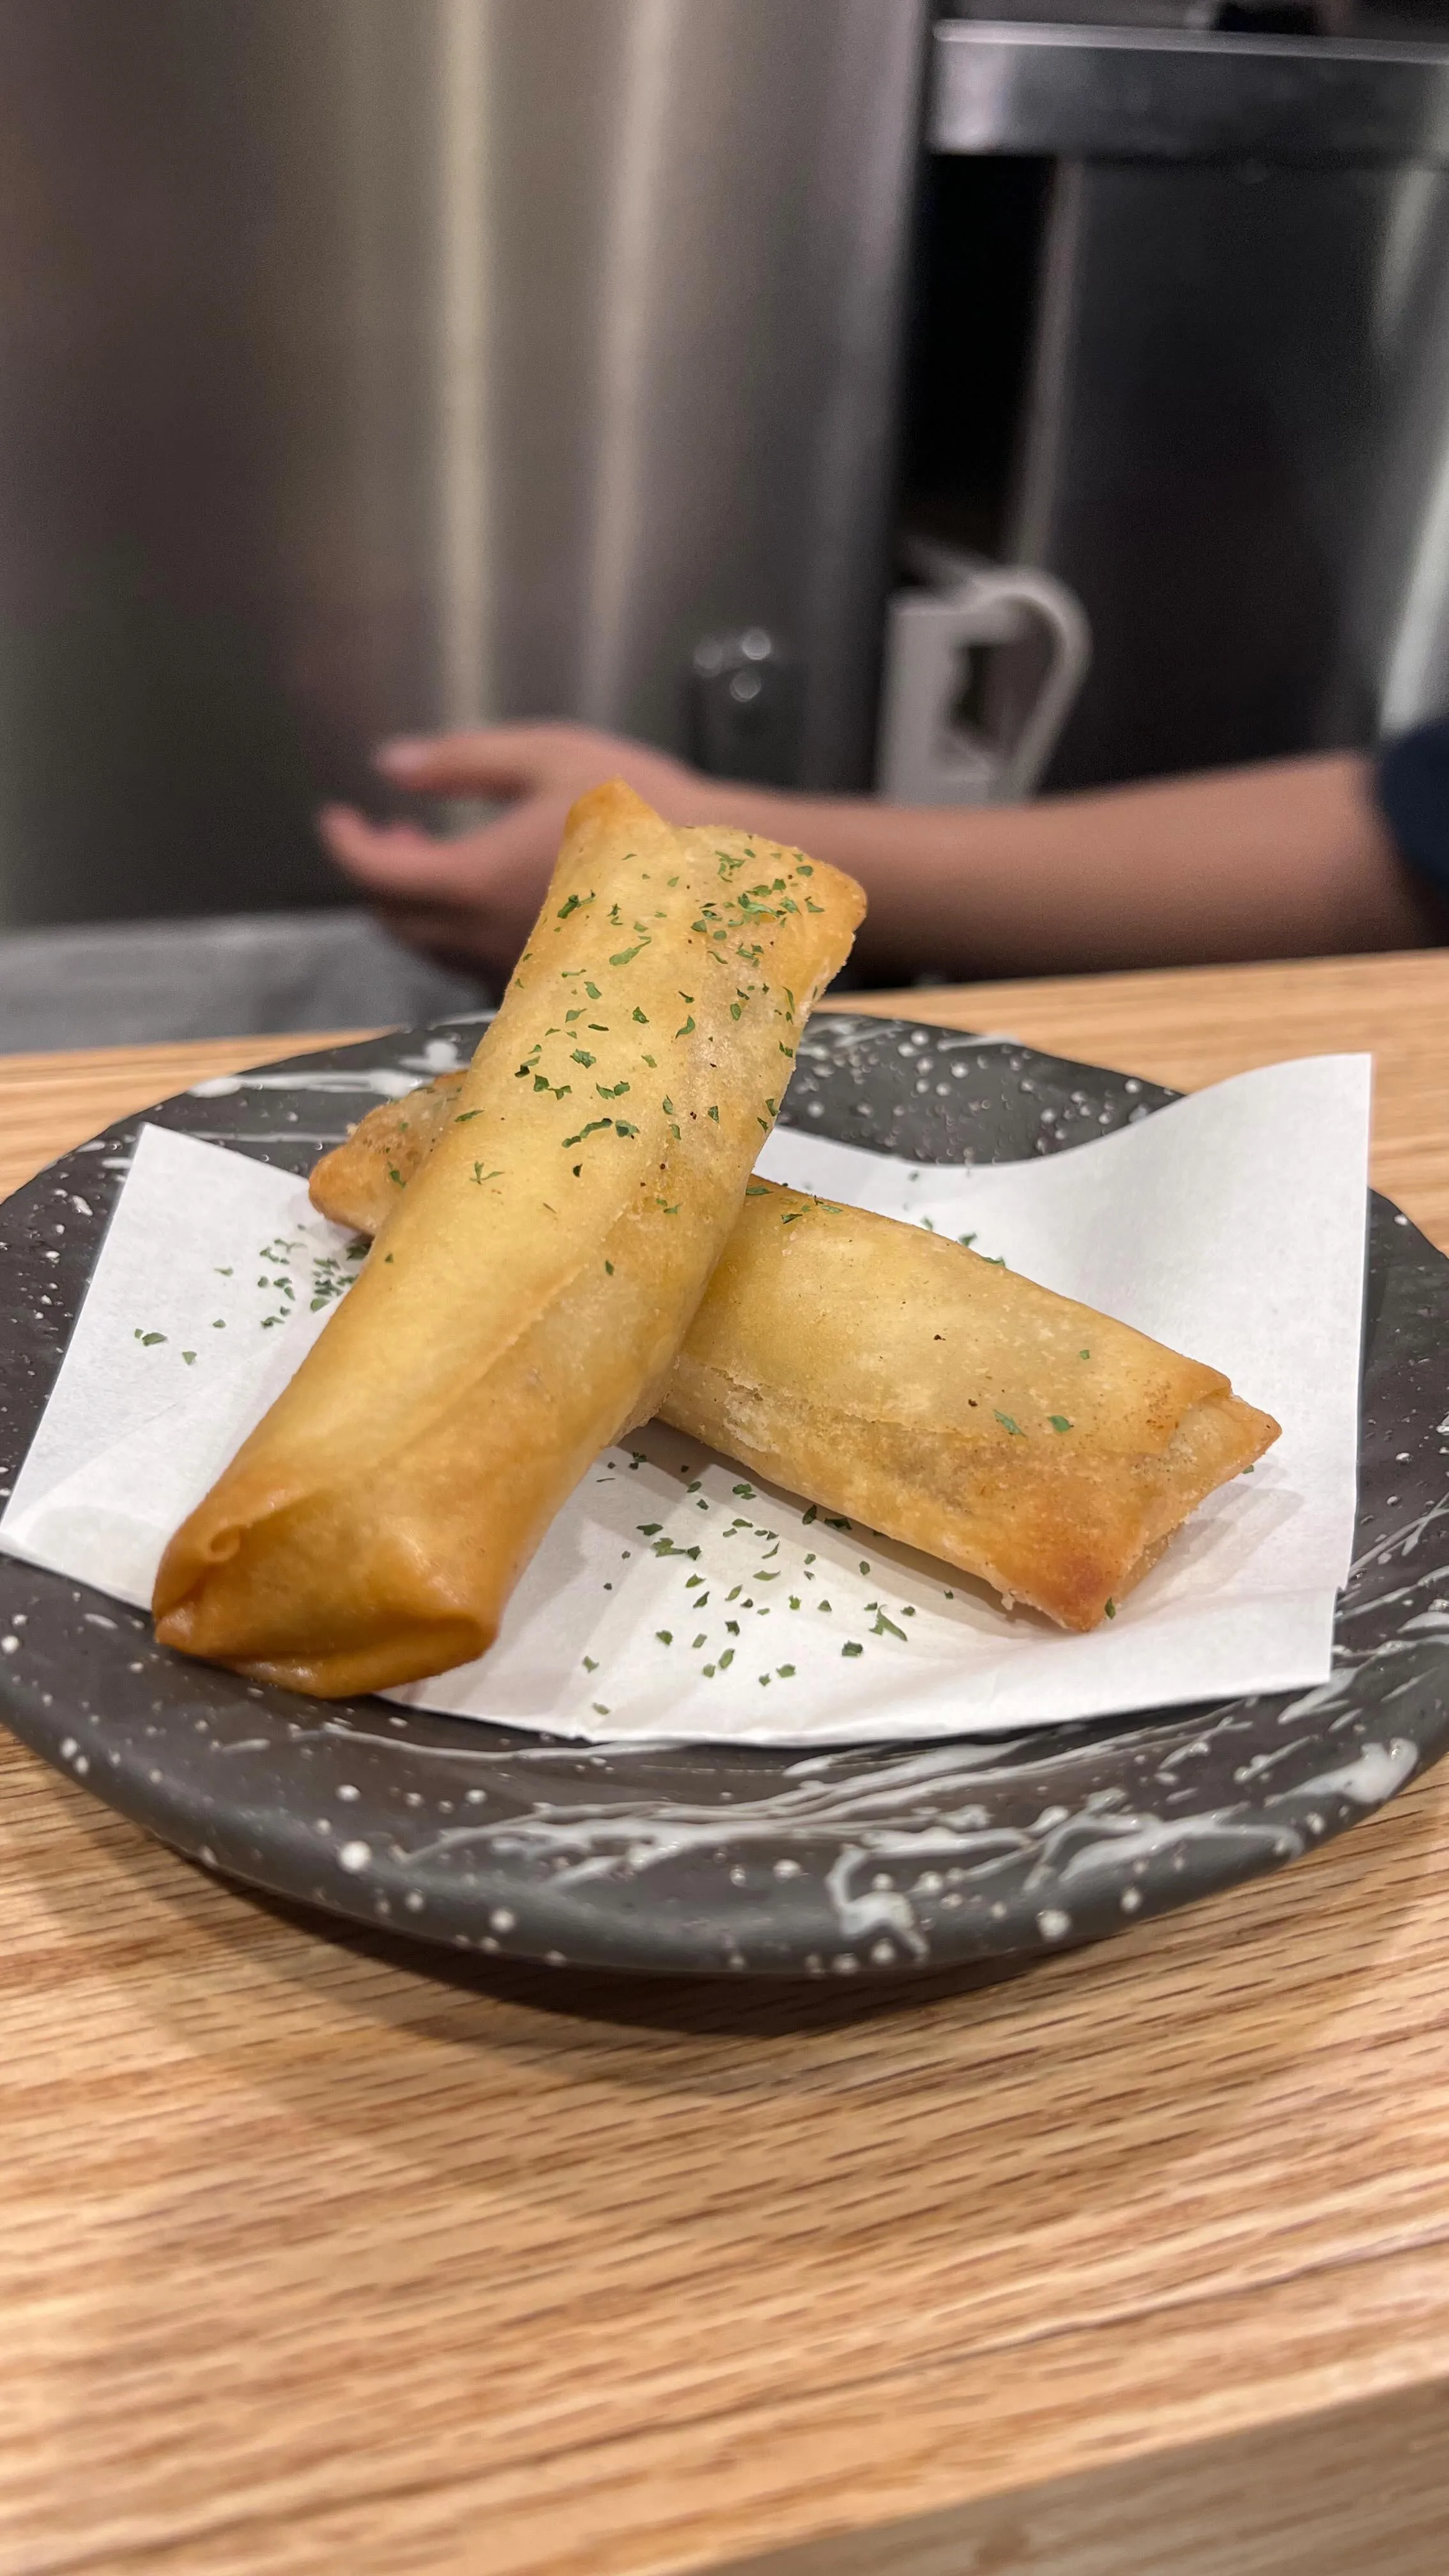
[0,1031,375,1206]
[848,946,1449,1255]
[3,951,1449,2576]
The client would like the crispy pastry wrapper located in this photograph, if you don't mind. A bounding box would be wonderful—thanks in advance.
[315,1087,1280,1633]
[673,1183,1278,1631]
[310,1069,470,1233]
[152,784,864,1694]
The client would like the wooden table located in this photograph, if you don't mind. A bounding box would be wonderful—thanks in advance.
[4,949,1449,2576]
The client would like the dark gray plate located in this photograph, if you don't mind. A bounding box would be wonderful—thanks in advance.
[1,1013,1446,1979]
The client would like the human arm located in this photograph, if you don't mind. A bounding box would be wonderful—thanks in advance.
[319,721,1442,986]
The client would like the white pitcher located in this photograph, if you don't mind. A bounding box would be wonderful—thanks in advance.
[877,539,1091,806]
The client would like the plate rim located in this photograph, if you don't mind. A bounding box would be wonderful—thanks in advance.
[0,1009,1444,1981]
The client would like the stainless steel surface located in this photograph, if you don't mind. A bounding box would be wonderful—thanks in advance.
[1347,165,1449,736]
[1006,158,1449,786]
[0,914,487,1052]
[931,19,1449,161]
[944,2,1358,22]
[0,0,926,934]
[690,630,805,788]
[921,15,1449,788]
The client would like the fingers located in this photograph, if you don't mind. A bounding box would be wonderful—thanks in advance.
[370,719,706,825]
[318,804,512,907]
[369,902,495,967]
[319,716,707,977]
[372,721,625,798]
[318,794,571,981]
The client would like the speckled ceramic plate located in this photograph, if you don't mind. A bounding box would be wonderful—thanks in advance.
[1,1013,1446,1979]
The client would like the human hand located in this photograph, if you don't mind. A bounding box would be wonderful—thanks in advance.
[318,721,706,980]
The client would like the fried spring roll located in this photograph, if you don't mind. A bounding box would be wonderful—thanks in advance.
[153,783,864,1694]
[310,1068,470,1232]
[677,1183,1278,1630]
[314,1085,1280,1632]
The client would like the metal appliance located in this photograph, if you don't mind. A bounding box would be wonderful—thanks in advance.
[915,11,1449,790]
[0,0,926,931]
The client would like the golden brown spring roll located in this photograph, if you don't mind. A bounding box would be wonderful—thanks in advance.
[310,1068,470,1231]
[152,783,865,1694]
[675,1182,1277,1632]
[314,1085,1279,1632]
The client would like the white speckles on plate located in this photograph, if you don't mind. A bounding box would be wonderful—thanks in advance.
[0,1013,1441,1977]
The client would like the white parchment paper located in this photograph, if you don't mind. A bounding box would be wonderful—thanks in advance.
[0,1054,1370,1745]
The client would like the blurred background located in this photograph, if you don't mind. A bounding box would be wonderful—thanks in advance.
[2,0,1449,1035]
